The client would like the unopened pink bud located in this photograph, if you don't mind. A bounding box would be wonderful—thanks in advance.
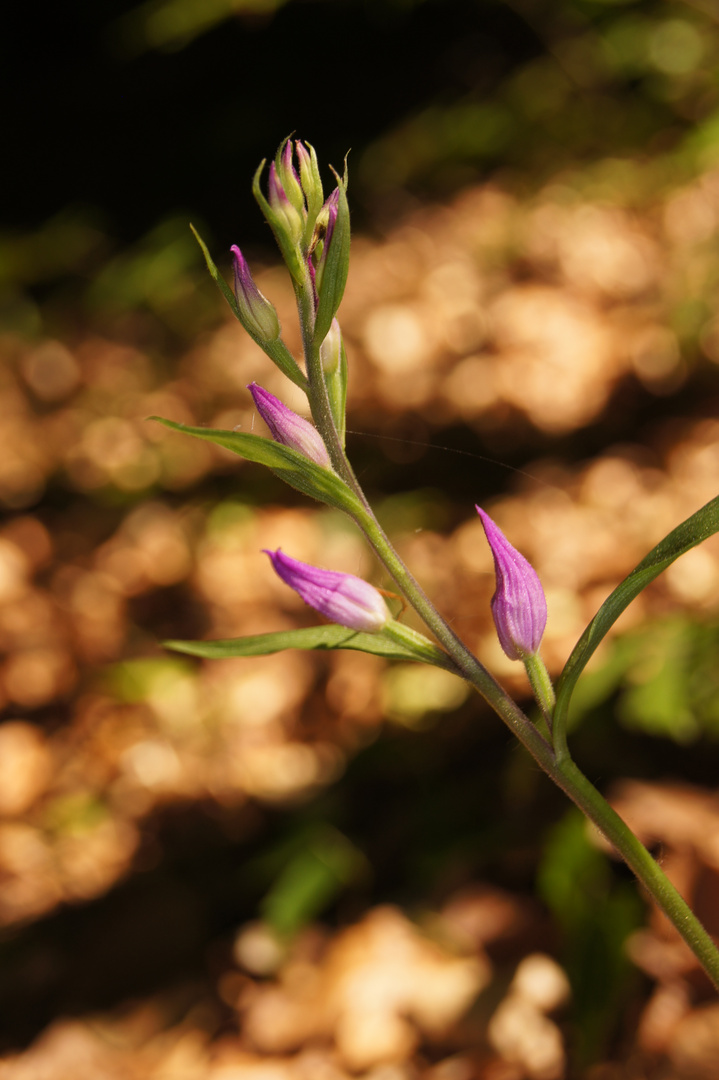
[264,549,390,632]
[231,245,280,343]
[476,506,547,660]
[248,383,331,468]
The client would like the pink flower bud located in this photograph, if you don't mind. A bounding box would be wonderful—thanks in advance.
[268,162,303,244]
[230,245,280,343]
[476,506,547,660]
[264,549,390,633]
[248,383,331,468]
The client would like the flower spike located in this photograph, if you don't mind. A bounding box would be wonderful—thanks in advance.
[476,506,547,660]
[264,549,390,633]
[248,383,331,468]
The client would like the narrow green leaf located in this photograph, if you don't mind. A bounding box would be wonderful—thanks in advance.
[165,621,457,669]
[261,826,364,938]
[554,493,719,731]
[152,417,361,515]
[313,175,350,346]
[191,224,243,321]
[190,224,307,391]
[382,620,459,671]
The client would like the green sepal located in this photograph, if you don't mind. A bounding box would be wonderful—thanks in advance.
[313,166,350,347]
[300,141,324,249]
[252,161,305,285]
[274,137,305,216]
[152,417,361,515]
[190,225,307,392]
[554,492,719,734]
[165,620,458,671]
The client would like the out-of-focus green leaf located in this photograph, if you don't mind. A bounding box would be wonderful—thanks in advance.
[381,664,469,727]
[261,826,365,938]
[152,417,361,514]
[108,657,195,703]
[115,0,291,57]
[567,616,719,743]
[537,809,642,1065]
[555,494,719,733]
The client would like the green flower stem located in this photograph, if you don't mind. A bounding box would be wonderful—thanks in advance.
[523,652,556,726]
[297,281,353,484]
[553,757,719,991]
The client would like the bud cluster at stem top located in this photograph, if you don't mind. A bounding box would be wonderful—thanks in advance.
[252,139,350,341]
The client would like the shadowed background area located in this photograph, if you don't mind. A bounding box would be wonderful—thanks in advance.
[3,1,719,1075]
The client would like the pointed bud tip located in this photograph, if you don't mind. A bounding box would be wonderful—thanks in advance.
[476,506,547,660]
[230,246,280,343]
[264,549,390,633]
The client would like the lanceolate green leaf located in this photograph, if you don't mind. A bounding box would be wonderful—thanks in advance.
[165,622,458,670]
[190,224,307,391]
[313,173,350,346]
[152,417,362,515]
[554,493,719,733]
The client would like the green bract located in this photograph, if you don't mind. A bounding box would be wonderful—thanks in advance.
[313,168,350,347]
[152,418,359,515]
[190,225,307,391]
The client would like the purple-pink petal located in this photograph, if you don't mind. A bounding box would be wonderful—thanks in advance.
[268,161,289,207]
[264,549,389,633]
[322,188,339,247]
[476,506,547,660]
[231,245,259,301]
[248,383,331,469]
[282,140,301,186]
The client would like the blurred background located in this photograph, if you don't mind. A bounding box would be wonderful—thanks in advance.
[3,0,719,1076]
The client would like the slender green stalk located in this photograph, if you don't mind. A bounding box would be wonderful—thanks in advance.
[523,652,556,728]
[552,757,719,990]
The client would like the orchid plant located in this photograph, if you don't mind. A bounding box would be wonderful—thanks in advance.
[155,139,719,989]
